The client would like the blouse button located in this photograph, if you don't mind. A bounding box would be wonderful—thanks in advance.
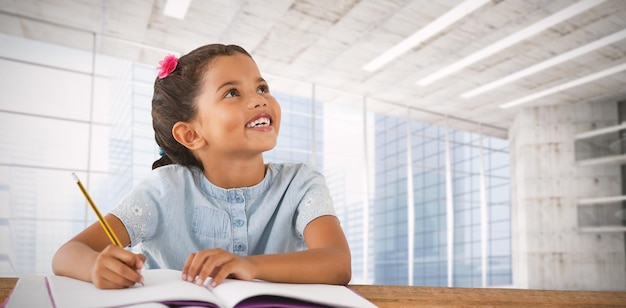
[234,219,245,227]
[235,243,246,251]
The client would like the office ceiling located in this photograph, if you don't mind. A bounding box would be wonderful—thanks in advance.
[1,0,626,138]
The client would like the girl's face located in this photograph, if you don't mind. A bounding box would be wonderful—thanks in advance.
[192,53,281,159]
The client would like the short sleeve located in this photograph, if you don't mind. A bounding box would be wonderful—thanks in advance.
[110,181,161,247]
[294,166,336,237]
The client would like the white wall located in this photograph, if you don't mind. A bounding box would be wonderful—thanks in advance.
[510,101,626,291]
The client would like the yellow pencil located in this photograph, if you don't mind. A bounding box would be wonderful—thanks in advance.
[72,173,122,247]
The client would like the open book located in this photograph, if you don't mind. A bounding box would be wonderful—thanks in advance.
[45,269,377,308]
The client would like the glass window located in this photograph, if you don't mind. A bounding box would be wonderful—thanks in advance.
[0,113,90,170]
[0,59,92,121]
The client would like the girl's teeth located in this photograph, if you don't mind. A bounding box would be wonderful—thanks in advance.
[247,117,270,128]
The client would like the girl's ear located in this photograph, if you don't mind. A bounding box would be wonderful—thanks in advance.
[172,122,206,150]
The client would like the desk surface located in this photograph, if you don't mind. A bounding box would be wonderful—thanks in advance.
[2,277,626,307]
[1,278,18,306]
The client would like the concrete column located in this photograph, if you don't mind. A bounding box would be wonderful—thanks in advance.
[510,101,626,291]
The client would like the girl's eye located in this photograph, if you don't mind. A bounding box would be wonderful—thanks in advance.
[257,85,269,94]
[224,89,239,98]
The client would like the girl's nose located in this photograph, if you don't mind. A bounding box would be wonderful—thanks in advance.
[248,95,268,109]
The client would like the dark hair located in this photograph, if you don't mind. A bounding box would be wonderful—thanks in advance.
[151,44,252,170]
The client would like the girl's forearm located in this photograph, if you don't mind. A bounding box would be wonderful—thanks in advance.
[247,247,352,285]
[52,241,99,282]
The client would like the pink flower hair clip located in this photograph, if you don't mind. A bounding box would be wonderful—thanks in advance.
[157,54,178,79]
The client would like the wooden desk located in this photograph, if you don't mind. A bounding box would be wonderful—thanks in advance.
[347,284,626,307]
[2,277,626,307]
[1,278,18,305]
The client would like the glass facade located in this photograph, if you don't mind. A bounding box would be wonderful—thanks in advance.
[0,30,511,287]
[367,114,511,286]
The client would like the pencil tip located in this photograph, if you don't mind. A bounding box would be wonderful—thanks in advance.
[71,172,79,182]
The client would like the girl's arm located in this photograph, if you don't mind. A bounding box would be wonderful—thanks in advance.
[183,215,351,286]
[52,214,145,289]
[250,215,352,284]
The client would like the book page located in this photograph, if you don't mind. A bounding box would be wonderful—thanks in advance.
[4,275,54,308]
[210,278,377,308]
[46,269,224,308]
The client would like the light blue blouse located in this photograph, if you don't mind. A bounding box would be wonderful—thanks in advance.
[110,163,336,270]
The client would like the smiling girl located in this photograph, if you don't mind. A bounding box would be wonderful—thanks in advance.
[52,44,351,289]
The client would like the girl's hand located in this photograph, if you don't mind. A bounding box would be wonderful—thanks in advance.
[91,245,146,289]
[182,248,256,287]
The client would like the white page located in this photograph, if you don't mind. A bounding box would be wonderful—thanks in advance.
[47,269,225,308]
[5,275,54,308]
[211,278,377,308]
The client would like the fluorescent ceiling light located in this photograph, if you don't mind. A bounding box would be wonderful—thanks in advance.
[416,0,606,86]
[362,0,490,72]
[499,62,626,109]
[164,0,192,19]
[462,28,626,98]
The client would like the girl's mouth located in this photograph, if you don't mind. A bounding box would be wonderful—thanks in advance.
[246,116,271,128]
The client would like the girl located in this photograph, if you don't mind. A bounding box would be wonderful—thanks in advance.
[52,44,351,289]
